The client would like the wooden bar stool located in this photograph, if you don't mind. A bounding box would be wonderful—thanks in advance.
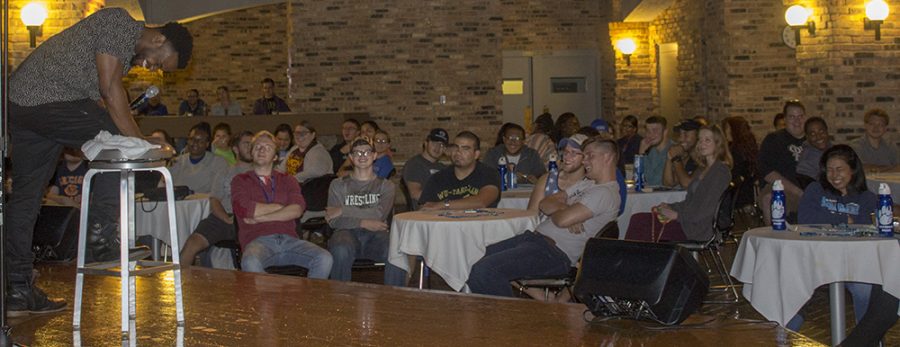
[72,145,184,341]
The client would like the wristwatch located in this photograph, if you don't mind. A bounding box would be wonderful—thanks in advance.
[443,199,451,210]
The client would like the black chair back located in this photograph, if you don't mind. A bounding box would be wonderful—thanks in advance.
[398,178,415,212]
[301,174,337,212]
[713,178,741,240]
[595,220,620,239]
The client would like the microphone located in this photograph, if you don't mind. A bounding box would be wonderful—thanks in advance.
[129,85,160,110]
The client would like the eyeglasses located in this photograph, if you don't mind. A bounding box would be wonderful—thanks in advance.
[375,139,390,144]
[350,150,373,157]
[561,150,584,158]
[505,136,523,142]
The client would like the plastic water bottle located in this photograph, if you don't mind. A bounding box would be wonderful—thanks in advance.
[634,154,645,192]
[507,162,518,189]
[877,183,894,237]
[498,156,508,191]
[771,180,786,231]
[544,153,560,196]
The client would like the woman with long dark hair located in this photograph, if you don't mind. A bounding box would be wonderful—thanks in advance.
[524,113,556,164]
[788,145,878,332]
[552,112,580,143]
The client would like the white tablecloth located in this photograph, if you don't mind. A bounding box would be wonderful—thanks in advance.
[867,172,900,201]
[388,208,539,292]
[616,189,687,237]
[731,226,900,326]
[134,194,211,249]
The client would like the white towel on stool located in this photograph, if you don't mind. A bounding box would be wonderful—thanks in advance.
[81,131,159,160]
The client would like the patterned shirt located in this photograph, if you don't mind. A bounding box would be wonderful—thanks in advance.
[10,8,142,106]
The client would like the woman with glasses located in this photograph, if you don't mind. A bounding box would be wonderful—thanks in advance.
[372,130,395,179]
[483,123,546,184]
[278,121,333,183]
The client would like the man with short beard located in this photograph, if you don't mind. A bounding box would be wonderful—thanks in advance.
[180,131,255,266]
[419,131,501,210]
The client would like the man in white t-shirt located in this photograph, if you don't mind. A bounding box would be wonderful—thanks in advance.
[467,137,621,297]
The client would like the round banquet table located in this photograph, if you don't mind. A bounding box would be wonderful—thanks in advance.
[135,193,211,259]
[388,208,540,292]
[730,226,900,346]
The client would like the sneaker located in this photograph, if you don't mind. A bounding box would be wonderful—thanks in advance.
[6,284,67,317]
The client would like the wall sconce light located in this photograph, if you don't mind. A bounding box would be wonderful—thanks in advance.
[616,38,637,66]
[785,5,815,45]
[865,0,890,40]
[21,2,49,48]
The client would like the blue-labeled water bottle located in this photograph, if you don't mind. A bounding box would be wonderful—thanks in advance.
[771,180,786,231]
[498,156,508,191]
[876,183,894,237]
[508,162,518,189]
[633,154,645,192]
[544,153,560,196]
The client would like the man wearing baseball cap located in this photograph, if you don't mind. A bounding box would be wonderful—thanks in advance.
[401,128,449,209]
[664,119,701,188]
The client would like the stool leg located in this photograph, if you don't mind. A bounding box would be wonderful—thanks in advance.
[73,169,99,330]
[126,172,138,334]
[159,168,185,324]
[119,170,131,340]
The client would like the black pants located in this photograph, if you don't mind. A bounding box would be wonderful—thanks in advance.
[7,99,120,281]
[841,285,899,347]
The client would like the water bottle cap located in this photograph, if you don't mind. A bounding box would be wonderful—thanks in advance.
[879,183,891,195]
[498,156,507,165]
[773,180,784,190]
[549,153,558,162]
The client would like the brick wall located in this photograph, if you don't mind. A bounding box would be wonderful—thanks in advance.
[7,0,105,67]
[289,0,502,159]
[124,3,290,116]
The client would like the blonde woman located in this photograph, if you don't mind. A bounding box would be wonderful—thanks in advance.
[625,126,733,242]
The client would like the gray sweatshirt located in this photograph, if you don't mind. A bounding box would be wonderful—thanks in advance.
[327,175,396,230]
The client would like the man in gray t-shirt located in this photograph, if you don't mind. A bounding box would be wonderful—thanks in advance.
[402,128,448,209]
[468,138,621,297]
[6,8,193,316]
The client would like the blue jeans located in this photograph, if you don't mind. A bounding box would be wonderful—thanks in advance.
[241,234,333,279]
[327,228,405,284]
[467,231,571,297]
[786,282,872,331]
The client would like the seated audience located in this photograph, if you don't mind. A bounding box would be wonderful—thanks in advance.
[231,131,332,277]
[525,113,556,164]
[45,149,87,207]
[625,126,732,242]
[178,89,207,116]
[329,119,361,173]
[210,85,243,116]
[663,119,701,188]
[402,128,448,209]
[788,145,877,331]
[795,117,830,188]
[758,100,806,224]
[721,116,758,209]
[372,130,395,178]
[528,134,587,212]
[483,123,546,184]
[180,131,254,265]
[552,112,580,142]
[211,123,237,165]
[325,137,405,283]
[419,131,501,210]
[616,115,642,168]
[135,95,168,116]
[149,129,174,148]
[273,123,294,164]
[169,123,229,194]
[360,120,380,140]
[851,108,899,173]
[839,284,899,347]
[638,116,672,187]
[278,121,333,183]
[252,78,291,115]
[467,137,621,297]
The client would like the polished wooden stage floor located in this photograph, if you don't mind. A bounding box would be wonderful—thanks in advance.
[7,264,823,346]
